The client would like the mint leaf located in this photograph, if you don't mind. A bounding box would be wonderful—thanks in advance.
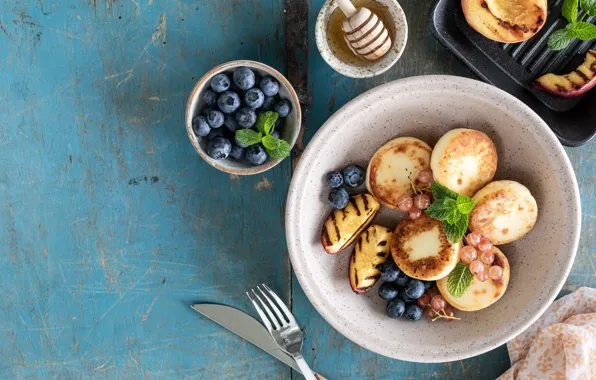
[265,138,291,159]
[425,198,457,220]
[261,135,280,150]
[255,111,279,135]
[456,194,475,214]
[572,22,596,39]
[443,213,468,243]
[548,28,573,50]
[563,0,579,23]
[447,262,474,298]
[581,0,596,16]
[235,129,262,146]
[431,181,458,201]
[446,209,462,224]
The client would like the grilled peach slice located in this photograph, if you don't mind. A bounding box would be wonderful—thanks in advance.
[533,50,596,98]
[349,225,393,293]
[321,194,380,254]
[462,0,547,43]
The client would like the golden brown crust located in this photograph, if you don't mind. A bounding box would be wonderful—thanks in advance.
[368,138,431,208]
[391,214,458,280]
[432,129,498,197]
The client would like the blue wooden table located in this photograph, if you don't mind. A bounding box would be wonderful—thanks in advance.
[0,0,594,378]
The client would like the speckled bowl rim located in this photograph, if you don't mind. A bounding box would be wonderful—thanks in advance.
[315,0,408,78]
[185,60,302,175]
[285,75,581,362]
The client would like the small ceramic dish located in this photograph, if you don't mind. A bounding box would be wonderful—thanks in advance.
[315,0,408,78]
[185,60,302,175]
[285,76,581,362]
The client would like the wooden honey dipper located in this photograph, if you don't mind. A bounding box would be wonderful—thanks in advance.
[336,0,392,61]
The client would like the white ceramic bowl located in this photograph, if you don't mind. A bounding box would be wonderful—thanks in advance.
[185,60,301,175]
[285,76,581,362]
[315,0,408,78]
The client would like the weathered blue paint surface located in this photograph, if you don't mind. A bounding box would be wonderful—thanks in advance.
[0,0,594,379]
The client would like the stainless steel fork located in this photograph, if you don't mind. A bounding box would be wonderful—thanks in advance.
[247,284,317,380]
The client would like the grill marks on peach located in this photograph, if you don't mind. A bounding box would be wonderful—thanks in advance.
[322,194,381,254]
[349,225,393,293]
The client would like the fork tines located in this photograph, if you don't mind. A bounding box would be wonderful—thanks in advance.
[246,284,296,331]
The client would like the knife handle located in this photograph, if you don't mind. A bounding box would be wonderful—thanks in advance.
[314,374,327,380]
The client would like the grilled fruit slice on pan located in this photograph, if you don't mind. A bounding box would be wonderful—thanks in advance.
[462,0,547,43]
[321,194,381,254]
[533,50,596,98]
[349,225,393,293]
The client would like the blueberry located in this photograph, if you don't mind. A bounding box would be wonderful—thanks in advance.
[223,115,238,133]
[386,298,406,319]
[378,282,399,301]
[207,128,225,140]
[211,73,231,93]
[405,279,426,300]
[246,144,268,165]
[207,110,225,128]
[326,171,344,189]
[192,116,211,137]
[261,96,277,111]
[343,165,365,187]
[207,137,231,159]
[235,107,257,128]
[423,281,434,290]
[260,76,280,96]
[328,188,349,209]
[230,144,245,160]
[270,130,280,139]
[233,67,255,90]
[274,99,291,117]
[203,89,218,106]
[244,88,265,109]
[398,288,417,304]
[217,91,241,114]
[405,304,423,321]
[380,261,400,282]
[394,271,410,288]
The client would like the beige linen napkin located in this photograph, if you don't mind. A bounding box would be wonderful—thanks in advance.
[498,287,596,380]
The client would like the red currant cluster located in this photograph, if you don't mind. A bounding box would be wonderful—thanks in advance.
[460,232,503,281]
[417,288,459,322]
[396,168,433,220]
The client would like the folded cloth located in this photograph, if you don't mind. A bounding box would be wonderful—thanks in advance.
[498,287,596,380]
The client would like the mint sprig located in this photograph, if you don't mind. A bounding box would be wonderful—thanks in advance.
[447,261,474,298]
[425,182,475,243]
[234,111,291,159]
[549,0,596,50]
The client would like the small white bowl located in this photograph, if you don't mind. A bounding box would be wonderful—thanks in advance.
[315,0,408,78]
[185,60,301,175]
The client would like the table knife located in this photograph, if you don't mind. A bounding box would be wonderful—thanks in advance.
[191,303,303,373]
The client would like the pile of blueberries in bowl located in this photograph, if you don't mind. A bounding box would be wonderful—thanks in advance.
[189,64,296,171]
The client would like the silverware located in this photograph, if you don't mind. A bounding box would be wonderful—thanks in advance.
[247,284,317,380]
[190,304,302,372]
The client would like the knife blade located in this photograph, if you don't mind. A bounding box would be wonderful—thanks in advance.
[190,303,301,373]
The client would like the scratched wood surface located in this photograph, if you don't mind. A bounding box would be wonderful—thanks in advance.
[0,0,593,379]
